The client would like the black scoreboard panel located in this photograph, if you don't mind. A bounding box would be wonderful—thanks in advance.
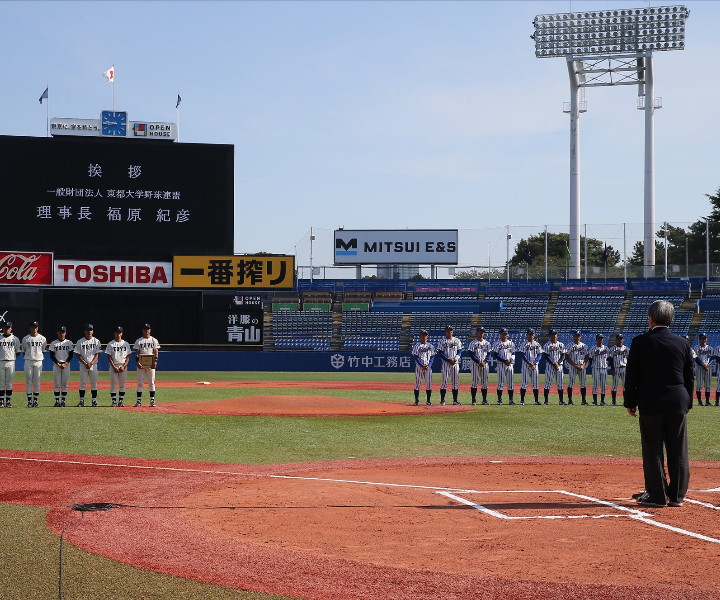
[0,135,233,260]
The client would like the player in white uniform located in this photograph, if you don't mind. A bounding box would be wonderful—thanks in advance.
[693,332,713,406]
[21,321,47,408]
[467,326,491,405]
[608,333,628,406]
[48,326,74,407]
[411,329,435,406]
[134,323,161,407]
[106,326,132,407]
[542,329,565,405]
[586,334,609,405]
[519,328,542,405]
[493,328,516,405]
[713,347,720,407]
[0,321,21,408]
[75,324,102,407]
[436,325,463,405]
[565,330,588,405]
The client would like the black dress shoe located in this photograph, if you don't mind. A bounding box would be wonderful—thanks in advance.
[631,491,645,500]
[635,492,667,507]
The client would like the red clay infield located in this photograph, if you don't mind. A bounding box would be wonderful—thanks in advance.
[1,450,719,600]
[127,394,473,417]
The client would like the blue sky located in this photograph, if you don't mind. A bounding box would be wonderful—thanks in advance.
[1,0,718,272]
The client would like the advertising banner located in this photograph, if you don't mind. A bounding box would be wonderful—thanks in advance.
[202,308,263,346]
[334,230,458,265]
[54,260,172,288]
[0,251,53,286]
[174,256,295,289]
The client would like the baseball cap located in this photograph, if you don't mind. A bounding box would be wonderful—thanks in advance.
[419,329,428,335]
[476,326,485,332]
[57,325,67,333]
[1,321,12,328]
[548,328,558,335]
[445,325,454,331]
[114,326,124,333]
[30,321,39,328]
[596,333,605,338]
[698,332,708,338]
[142,323,152,330]
[499,327,508,334]
[84,323,94,330]
[571,330,581,336]
[617,333,624,338]
[526,328,535,334]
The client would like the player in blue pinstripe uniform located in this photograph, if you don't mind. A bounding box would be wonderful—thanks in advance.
[492,328,516,405]
[586,333,609,405]
[542,329,565,405]
[693,332,713,406]
[608,333,628,406]
[519,328,542,405]
[713,346,720,407]
[565,330,588,405]
[436,325,463,405]
[467,326,491,405]
[411,330,435,406]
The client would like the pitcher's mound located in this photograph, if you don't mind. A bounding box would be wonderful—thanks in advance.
[125,395,474,417]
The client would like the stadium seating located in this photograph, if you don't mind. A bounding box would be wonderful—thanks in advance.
[551,292,625,334]
[480,294,549,333]
[271,310,333,351]
[342,313,402,351]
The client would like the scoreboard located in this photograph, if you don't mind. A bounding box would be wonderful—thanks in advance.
[0,135,233,260]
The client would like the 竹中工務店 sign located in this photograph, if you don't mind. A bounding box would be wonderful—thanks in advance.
[0,251,53,286]
[173,256,294,288]
[334,230,458,264]
[54,260,172,288]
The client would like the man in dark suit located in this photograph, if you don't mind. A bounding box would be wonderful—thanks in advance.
[624,300,694,508]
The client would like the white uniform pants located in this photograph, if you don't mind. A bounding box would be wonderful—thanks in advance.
[544,364,563,390]
[591,368,607,395]
[470,361,489,389]
[496,363,513,391]
[0,360,15,390]
[521,363,539,390]
[567,366,586,388]
[414,364,432,391]
[53,364,71,392]
[440,361,459,390]
[79,364,99,390]
[695,364,711,391]
[110,368,128,392]
[611,366,626,392]
[137,367,156,392]
[25,360,43,395]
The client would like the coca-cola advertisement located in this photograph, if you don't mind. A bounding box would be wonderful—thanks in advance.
[0,252,53,286]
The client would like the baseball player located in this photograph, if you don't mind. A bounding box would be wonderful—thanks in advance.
[0,321,21,408]
[693,332,713,406]
[106,326,132,407]
[608,333,628,406]
[134,323,161,407]
[48,326,74,407]
[21,321,47,408]
[586,334,609,405]
[411,330,435,405]
[519,328,542,405]
[493,328,516,405]
[542,329,565,405]
[467,326,491,405]
[436,325,463,405]
[565,330,588,405]
[713,348,720,407]
[75,324,102,407]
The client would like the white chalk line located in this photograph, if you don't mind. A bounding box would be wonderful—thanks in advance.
[2,454,720,544]
[685,498,720,510]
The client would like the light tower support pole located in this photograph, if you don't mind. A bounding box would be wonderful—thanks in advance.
[567,59,582,280]
[643,54,656,278]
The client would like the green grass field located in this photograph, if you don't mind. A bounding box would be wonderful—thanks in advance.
[2,370,718,600]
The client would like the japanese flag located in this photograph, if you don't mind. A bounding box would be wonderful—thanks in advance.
[103,66,115,83]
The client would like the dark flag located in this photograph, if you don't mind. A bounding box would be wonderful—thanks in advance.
[39,87,48,104]
[602,245,610,263]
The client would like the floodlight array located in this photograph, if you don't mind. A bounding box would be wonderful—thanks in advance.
[532,5,689,57]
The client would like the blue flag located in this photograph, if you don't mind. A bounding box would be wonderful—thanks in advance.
[176,94,182,109]
[39,87,48,104]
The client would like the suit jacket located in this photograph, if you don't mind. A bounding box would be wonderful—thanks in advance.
[623,326,694,415]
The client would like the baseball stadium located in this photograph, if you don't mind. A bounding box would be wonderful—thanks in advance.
[3,2,720,600]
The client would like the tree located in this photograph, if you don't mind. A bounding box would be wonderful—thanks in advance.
[510,232,620,267]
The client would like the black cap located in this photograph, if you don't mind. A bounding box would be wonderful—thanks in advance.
[698,332,708,338]
[526,328,535,334]
[617,333,624,338]
[142,323,152,330]
[548,328,558,335]
[499,327,508,334]
[84,323,94,330]
[476,326,485,332]
[572,330,581,336]
[30,321,39,328]
[419,329,428,335]
[114,326,124,333]
[596,333,605,338]
[445,325,454,331]
[57,325,67,333]
[1,321,11,328]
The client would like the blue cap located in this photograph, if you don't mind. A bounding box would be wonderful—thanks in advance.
[2,321,12,328]
[476,326,485,332]
[698,332,708,338]
[419,329,428,335]
[526,328,535,334]
[57,325,67,333]
[499,327,508,334]
[596,333,604,338]
[30,321,39,328]
[617,333,624,338]
[572,330,581,336]
[445,325,454,331]
[548,328,558,335]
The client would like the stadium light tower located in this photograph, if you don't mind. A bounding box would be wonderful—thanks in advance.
[532,5,689,279]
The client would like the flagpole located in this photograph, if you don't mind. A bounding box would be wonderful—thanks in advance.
[176,91,180,142]
[46,84,49,137]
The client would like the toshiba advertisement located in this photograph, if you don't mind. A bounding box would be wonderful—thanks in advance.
[54,260,172,288]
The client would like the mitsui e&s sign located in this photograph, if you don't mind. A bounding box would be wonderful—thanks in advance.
[334,230,458,265]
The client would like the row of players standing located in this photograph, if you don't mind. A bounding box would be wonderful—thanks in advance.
[0,321,160,408]
[411,326,629,406]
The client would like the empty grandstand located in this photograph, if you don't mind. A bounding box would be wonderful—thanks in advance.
[272,310,333,351]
